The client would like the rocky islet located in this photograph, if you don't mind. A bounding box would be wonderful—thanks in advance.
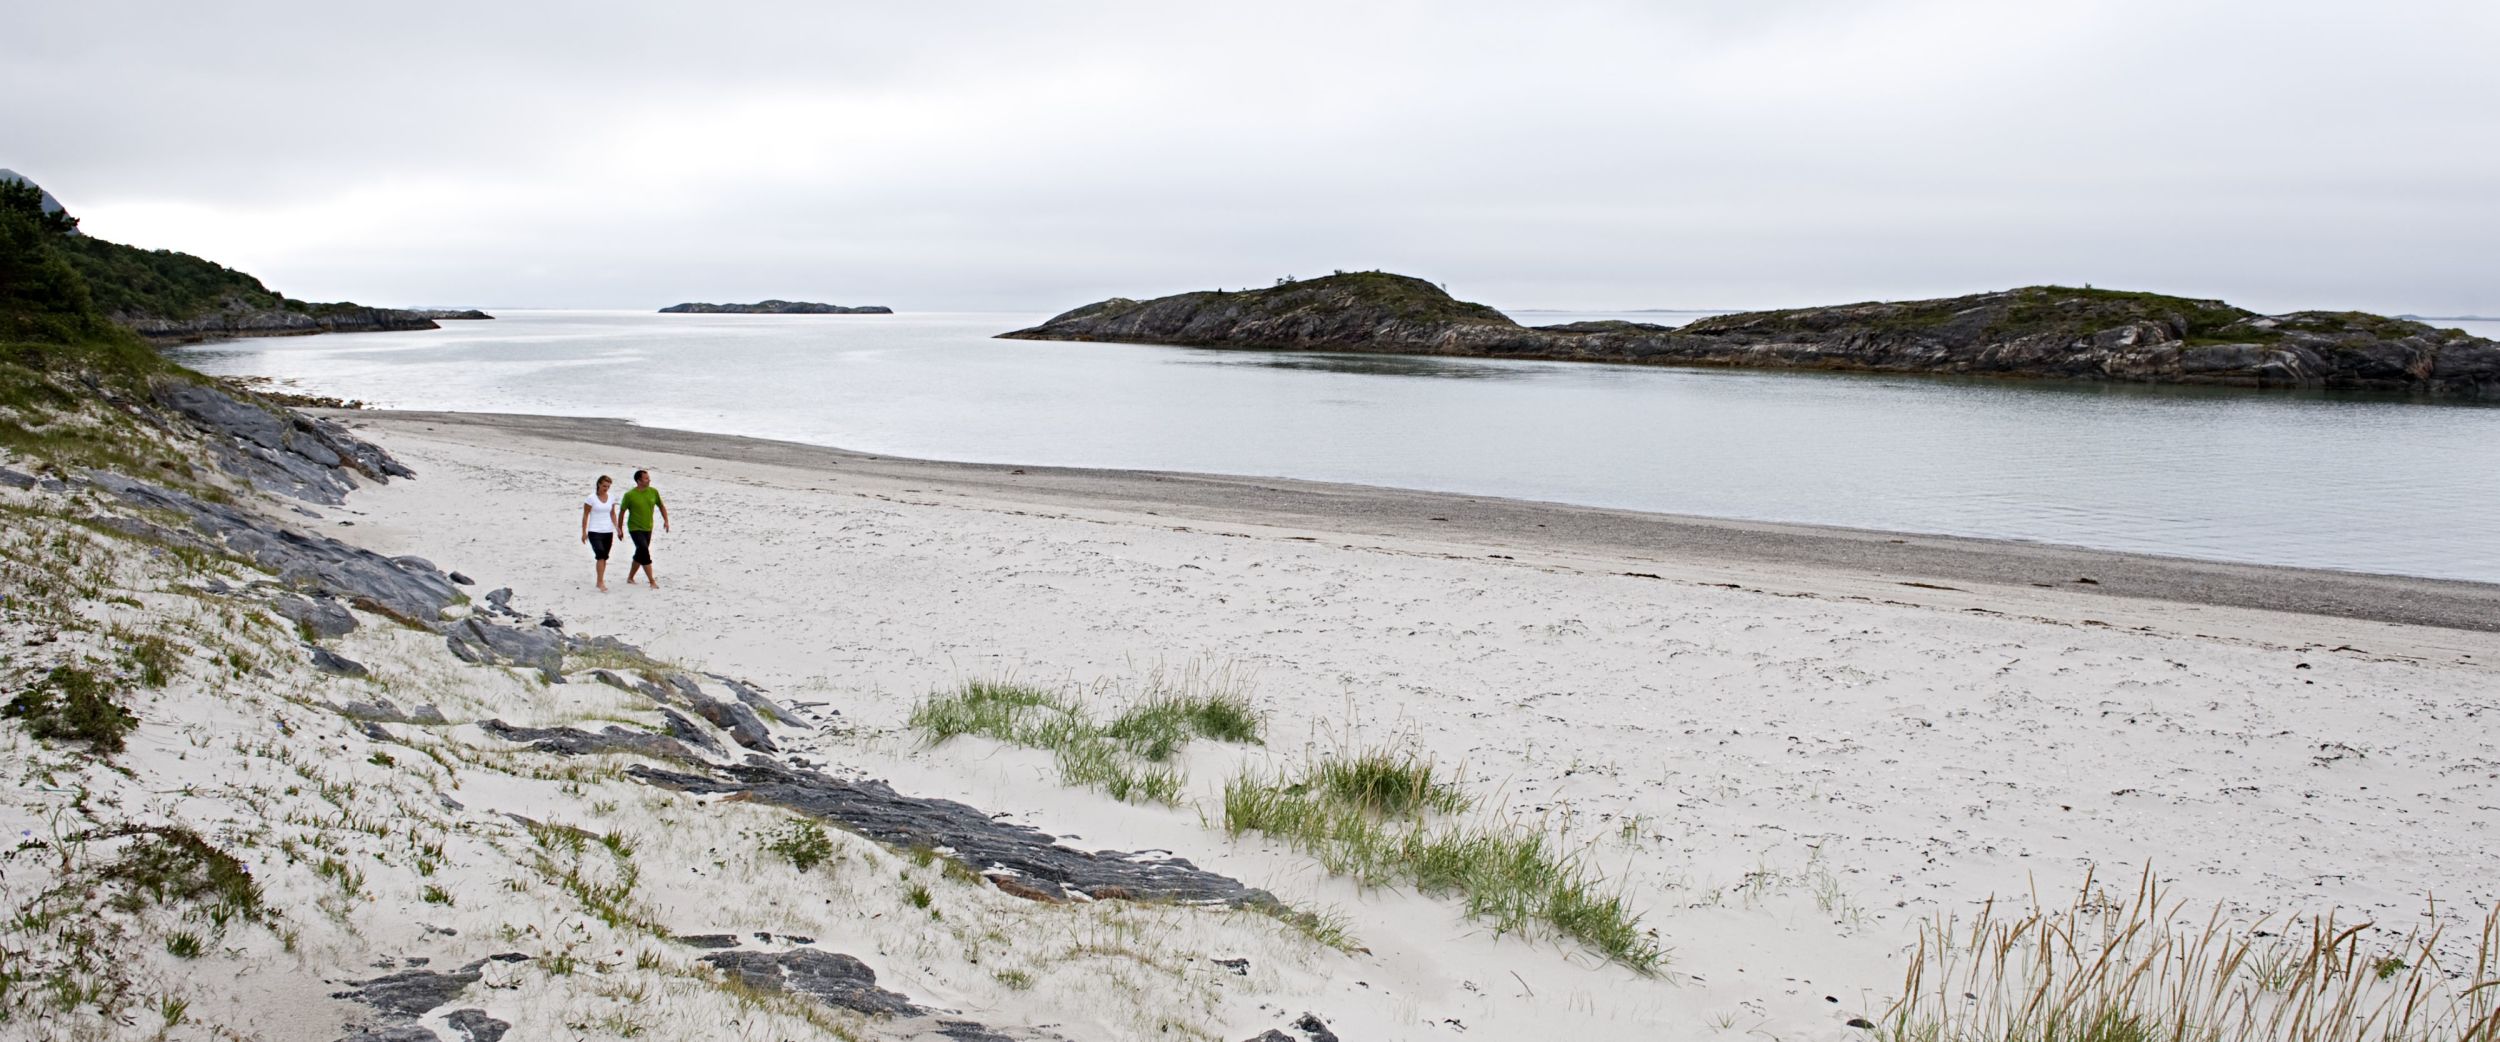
[1002,271,2500,398]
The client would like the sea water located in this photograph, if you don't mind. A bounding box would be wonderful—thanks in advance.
[174,311,2500,583]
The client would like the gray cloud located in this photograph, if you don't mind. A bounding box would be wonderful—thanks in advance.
[7,0,2495,314]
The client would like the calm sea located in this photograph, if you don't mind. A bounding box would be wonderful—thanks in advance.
[174,310,2500,583]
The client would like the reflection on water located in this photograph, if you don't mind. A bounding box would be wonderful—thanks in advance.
[1185,351,1536,380]
[172,310,2500,583]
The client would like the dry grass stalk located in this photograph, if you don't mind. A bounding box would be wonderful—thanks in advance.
[1881,866,2499,1042]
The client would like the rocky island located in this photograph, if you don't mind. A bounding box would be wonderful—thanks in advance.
[1002,271,2500,398]
[659,300,893,314]
[403,308,494,320]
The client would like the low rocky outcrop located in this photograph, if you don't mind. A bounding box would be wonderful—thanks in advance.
[1243,1013,1342,1042]
[331,954,524,1042]
[697,949,920,1016]
[1003,273,2500,398]
[156,381,413,504]
[275,593,358,639]
[478,719,704,762]
[695,949,1066,1040]
[120,299,439,343]
[626,760,1280,908]
[445,618,564,681]
[88,472,462,623]
[658,300,894,314]
[402,309,493,320]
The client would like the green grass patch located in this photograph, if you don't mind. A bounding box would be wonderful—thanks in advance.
[763,819,837,873]
[909,677,1262,805]
[1223,744,1662,973]
[99,826,265,921]
[4,664,139,754]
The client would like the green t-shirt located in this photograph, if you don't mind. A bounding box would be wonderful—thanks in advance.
[620,486,663,531]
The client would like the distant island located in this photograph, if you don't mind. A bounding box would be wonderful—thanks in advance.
[1002,271,2500,399]
[403,308,494,320]
[659,300,893,314]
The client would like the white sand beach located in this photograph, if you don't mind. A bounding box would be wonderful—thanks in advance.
[291,411,2500,1040]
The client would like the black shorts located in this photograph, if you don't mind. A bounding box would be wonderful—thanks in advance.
[629,528,653,565]
[588,532,613,561]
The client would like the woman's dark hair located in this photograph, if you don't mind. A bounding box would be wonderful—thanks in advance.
[595,474,613,490]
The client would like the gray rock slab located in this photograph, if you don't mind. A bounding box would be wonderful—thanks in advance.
[479,719,700,762]
[276,594,358,638]
[697,949,919,1017]
[87,472,458,621]
[332,966,480,1019]
[338,697,448,725]
[157,382,413,504]
[336,1028,441,1042]
[629,761,1278,907]
[713,674,809,728]
[442,1009,507,1042]
[446,618,563,681]
[311,647,371,678]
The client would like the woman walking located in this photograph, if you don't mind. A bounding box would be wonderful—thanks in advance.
[580,474,622,591]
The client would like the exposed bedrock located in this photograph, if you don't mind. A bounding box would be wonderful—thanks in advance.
[86,472,460,622]
[121,299,438,343]
[156,382,413,504]
[628,760,1279,908]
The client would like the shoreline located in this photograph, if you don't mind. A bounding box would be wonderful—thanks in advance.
[337,409,2500,634]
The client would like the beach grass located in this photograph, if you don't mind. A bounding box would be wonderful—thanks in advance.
[908,674,1264,805]
[1878,866,2500,1042]
[1222,742,1664,973]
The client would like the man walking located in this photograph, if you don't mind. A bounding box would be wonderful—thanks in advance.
[619,469,671,588]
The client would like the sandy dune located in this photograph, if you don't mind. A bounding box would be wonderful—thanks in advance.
[321,411,2500,1039]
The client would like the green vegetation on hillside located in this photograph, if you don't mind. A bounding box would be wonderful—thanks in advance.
[1681,285,2277,345]
[1,181,178,379]
[0,178,199,474]
[1224,271,1518,326]
[56,233,292,321]
[7,178,395,334]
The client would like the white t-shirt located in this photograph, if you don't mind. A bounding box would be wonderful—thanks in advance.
[584,494,617,534]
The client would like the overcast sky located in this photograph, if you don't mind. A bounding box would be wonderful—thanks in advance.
[7,1,2496,314]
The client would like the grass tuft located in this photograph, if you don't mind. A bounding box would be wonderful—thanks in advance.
[99,826,264,920]
[764,819,837,873]
[1223,742,1661,972]
[909,674,1262,805]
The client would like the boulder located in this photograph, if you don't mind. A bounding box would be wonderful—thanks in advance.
[275,594,358,639]
[310,647,370,678]
[445,618,563,682]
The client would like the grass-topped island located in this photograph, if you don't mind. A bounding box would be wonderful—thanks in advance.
[1001,271,2500,398]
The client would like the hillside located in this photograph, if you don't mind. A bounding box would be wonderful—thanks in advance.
[1004,276,2500,398]
[1,171,436,343]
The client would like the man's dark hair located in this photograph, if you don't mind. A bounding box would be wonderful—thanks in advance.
[633,469,649,482]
